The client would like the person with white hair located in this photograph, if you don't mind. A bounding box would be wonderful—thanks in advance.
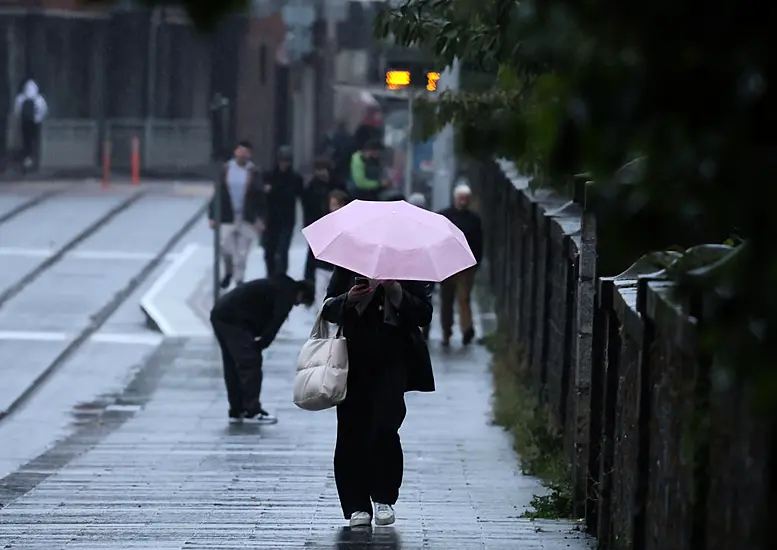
[437,182,483,347]
[407,192,427,208]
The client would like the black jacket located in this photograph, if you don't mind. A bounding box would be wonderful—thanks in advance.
[263,167,304,229]
[302,177,333,226]
[208,162,264,224]
[322,267,435,393]
[438,206,484,264]
[210,275,298,349]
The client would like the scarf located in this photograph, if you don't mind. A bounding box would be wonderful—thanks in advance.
[353,279,401,326]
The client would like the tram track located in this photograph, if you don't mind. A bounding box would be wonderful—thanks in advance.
[0,188,210,422]
[0,188,66,225]
[0,190,146,310]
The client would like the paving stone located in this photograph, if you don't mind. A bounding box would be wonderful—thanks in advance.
[0,226,593,549]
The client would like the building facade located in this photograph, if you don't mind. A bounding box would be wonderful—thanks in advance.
[0,0,337,177]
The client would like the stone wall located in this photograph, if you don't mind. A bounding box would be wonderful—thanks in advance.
[471,160,773,550]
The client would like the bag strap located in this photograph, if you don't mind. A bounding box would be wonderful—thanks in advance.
[309,306,329,339]
[310,298,344,339]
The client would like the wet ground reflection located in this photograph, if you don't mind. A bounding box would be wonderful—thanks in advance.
[335,526,401,549]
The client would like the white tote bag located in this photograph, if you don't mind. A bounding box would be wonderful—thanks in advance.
[293,301,349,411]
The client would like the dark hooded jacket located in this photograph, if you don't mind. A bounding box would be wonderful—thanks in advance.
[263,166,304,229]
[210,275,298,349]
[322,267,435,393]
[438,206,484,265]
[302,176,335,226]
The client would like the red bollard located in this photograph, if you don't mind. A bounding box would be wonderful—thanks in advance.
[102,139,111,189]
[131,136,140,185]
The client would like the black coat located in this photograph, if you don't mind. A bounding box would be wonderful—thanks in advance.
[208,162,264,224]
[438,206,484,264]
[302,177,334,226]
[210,275,298,349]
[322,267,435,393]
[263,167,304,229]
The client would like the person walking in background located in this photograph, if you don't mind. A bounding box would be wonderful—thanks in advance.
[438,183,483,347]
[13,78,48,172]
[352,106,383,153]
[209,140,264,289]
[322,267,434,528]
[210,276,314,424]
[313,189,350,302]
[320,120,352,190]
[262,145,303,277]
[302,157,336,284]
[349,139,389,201]
[408,192,433,341]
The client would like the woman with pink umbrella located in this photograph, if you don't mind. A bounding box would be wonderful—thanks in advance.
[303,199,476,528]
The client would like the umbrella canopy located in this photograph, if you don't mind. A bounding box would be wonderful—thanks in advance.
[302,200,476,282]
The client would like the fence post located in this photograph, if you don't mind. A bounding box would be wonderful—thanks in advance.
[102,139,111,189]
[131,136,140,185]
[573,181,597,518]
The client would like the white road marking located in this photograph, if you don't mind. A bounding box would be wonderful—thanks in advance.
[0,247,180,261]
[0,248,51,258]
[0,330,68,341]
[90,332,163,346]
[104,403,143,412]
[139,243,200,336]
[0,330,162,346]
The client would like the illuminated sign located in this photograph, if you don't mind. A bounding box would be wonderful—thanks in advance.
[384,68,441,91]
[385,70,411,90]
[426,72,440,91]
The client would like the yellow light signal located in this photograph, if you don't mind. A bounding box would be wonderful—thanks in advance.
[426,72,440,91]
[386,70,411,90]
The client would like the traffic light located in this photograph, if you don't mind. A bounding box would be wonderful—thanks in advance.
[426,72,440,91]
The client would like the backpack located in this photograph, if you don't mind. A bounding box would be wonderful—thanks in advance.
[20,97,35,123]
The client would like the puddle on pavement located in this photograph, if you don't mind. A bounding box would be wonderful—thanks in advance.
[71,399,110,424]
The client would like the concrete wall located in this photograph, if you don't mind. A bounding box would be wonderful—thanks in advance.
[235,13,285,171]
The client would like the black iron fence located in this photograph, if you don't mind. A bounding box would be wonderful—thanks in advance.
[469,160,773,550]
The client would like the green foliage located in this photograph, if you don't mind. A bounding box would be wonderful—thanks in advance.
[486,329,573,519]
[377,0,777,403]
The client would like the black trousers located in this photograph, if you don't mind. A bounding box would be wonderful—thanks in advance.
[20,121,39,167]
[334,359,407,518]
[304,246,317,281]
[262,224,293,277]
[211,317,263,413]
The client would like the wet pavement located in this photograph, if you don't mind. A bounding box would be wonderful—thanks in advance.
[0,183,209,419]
[0,185,592,548]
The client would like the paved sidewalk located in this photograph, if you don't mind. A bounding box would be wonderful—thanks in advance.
[0,262,592,549]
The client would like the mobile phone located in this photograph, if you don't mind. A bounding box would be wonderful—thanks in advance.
[354,277,369,287]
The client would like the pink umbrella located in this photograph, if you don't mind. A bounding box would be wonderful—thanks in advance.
[302,200,476,282]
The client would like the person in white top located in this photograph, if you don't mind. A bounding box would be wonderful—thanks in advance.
[13,78,48,171]
[208,140,265,288]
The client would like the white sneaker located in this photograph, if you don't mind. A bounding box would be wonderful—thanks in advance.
[349,511,372,527]
[373,503,395,526]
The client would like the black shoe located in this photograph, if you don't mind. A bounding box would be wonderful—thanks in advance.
[228,409,243,422]
[463,328,475,346]
[244,406,278,425]
[441,335,451,348]
[220,273,232,289]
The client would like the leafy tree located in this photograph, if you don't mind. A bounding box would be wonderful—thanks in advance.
[376,0,777,401]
